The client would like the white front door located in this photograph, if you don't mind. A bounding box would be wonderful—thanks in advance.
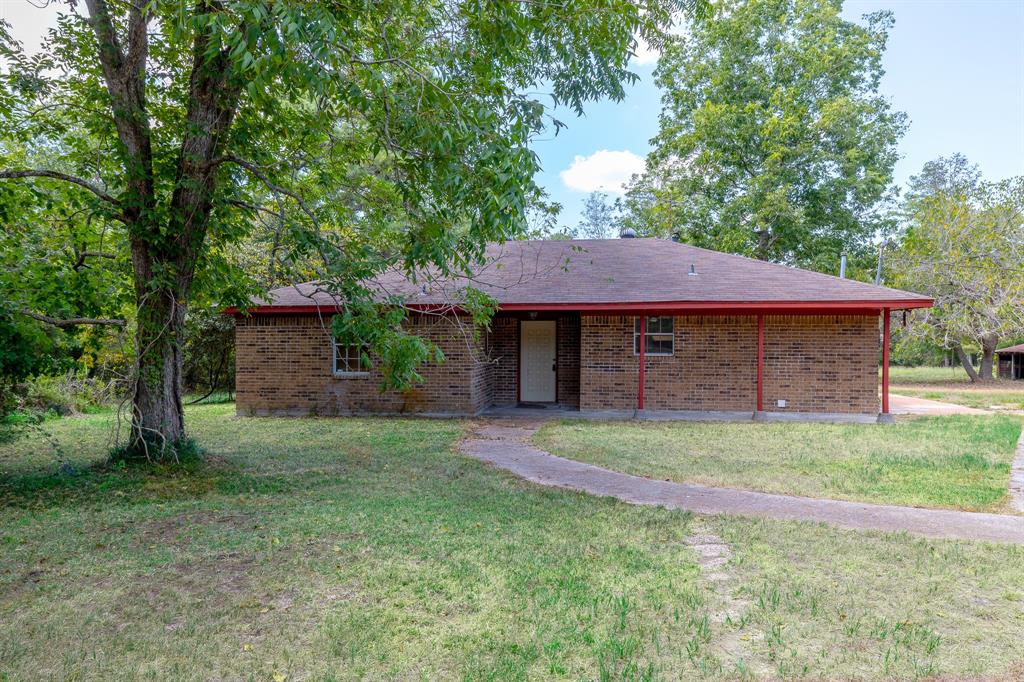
[520,320,557,402]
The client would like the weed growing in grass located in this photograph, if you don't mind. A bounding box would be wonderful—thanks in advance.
[109,434,204,465]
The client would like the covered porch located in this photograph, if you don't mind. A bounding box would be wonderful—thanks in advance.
[486,305,908,422]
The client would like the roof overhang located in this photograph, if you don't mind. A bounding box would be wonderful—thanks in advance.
[224,298,932,316]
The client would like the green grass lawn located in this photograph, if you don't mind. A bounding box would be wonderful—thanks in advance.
[534,416,1023,512]
[1,405,1023,680]
[889,366,1024,411]
[890,366,974,384]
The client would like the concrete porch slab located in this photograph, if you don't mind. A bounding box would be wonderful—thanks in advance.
[481,405,880,425]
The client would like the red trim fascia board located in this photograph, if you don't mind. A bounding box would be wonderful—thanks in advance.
[223,305,340,315]
[225,299,932,316]
[493,300,933,313]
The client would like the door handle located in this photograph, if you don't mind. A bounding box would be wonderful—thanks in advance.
[551,362,557,372]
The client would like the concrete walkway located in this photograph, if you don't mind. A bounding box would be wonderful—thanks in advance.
[1011,428,1024,513]
[460,420,1024,544]
[890,393,991,416]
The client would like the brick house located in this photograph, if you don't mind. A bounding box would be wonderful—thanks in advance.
[231,238,931,421]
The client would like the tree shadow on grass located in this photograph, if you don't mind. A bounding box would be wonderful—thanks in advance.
[0,453,301,510]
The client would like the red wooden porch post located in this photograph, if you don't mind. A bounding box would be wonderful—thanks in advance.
[637,314,646,410]
[756,314,764,413]
[881,307,891,418]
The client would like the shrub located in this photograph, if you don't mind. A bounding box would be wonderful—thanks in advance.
[19,371,121,416]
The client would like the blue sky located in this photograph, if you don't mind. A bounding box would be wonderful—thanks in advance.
[4,0,1022,233]
[538,0,1024,231]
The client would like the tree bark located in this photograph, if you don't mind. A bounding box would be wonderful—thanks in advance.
[21,311,126,328]
[131,282,187,448]
[953,343,981,383]
[979,334,999,381]
[84,0,240,457]
[754,229,772,260]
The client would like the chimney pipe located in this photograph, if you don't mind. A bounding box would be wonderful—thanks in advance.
[839,254,847,279]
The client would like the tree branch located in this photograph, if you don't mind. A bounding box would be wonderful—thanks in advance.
[84,0,154,225]
[73,250,118,271]
[215,155,320,226]
[21,310,126,328]
[0,169,120,206]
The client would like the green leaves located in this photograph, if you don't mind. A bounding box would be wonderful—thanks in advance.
[627,0,906,273]
[1,0,692,401]
[893,157,1024,369]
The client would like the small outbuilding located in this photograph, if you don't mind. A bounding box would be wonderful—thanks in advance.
[996,344,1024,380]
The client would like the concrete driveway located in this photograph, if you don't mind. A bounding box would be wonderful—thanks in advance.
[890,393,990,415]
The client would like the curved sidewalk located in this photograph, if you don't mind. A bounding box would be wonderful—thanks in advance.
[460,423,1024,544]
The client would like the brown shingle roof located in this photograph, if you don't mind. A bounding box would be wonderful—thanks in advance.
[996,344,1024,354]
[255,238,931,311]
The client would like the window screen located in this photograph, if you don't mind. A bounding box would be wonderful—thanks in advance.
[633,317,674,356]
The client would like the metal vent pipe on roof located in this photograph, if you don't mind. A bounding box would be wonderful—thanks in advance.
[619,228,637,238]
[839,254,847,279]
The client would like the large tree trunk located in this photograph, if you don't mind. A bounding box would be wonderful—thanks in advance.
[953,343,981,383]
[86,1,240,458]
[130,278,187,451]
[979,334,999,381]
[125,230,191,454]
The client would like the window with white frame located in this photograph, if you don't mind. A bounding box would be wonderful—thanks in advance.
[333,341,369,375]
[634,316,674,356]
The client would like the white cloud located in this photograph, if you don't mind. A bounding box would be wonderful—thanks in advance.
[559,150,645,195]
[0,1,63,55]
[632,35,660,66]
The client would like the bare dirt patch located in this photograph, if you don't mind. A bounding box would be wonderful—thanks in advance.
[135,509,262,549]
[168,550,258,598]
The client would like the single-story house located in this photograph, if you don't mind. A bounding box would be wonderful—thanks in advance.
[996,344,1024,380]
[230,237,931,421]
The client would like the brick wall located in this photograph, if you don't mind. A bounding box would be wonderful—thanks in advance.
[235,313,491,416]
[490,317,517,406]
[645,316,757,410]
[579,316,639,410]
[557,316,581,408]
[579,314,879,414]
[237,311,880,416]
[763,315,878,414]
